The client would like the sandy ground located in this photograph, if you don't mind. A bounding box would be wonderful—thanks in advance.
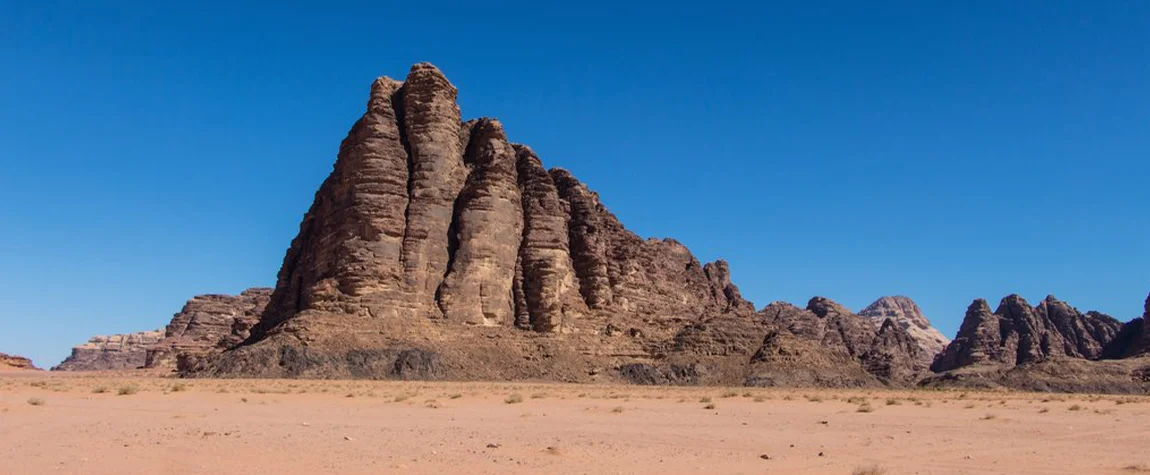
[1,371,1148,474]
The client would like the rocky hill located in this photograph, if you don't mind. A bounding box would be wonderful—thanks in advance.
[857,296,949,365]
[53,330,163,371]
[0,353,40,370]
[144,288,271,370]
[924,293,1150,393]
[185,63,924,385]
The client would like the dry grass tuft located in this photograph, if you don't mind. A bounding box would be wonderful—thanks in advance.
[117,385,138,396]
[856,403,874,413]
[27,397,45,406]
[505,394,524,404]
[852,464,887,475]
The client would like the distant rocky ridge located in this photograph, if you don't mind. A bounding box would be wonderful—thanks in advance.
[52,289,270,372]
[53,330,163,371]
[0,353,40,370]
[858,296,949,366]
[925,292,1150,393]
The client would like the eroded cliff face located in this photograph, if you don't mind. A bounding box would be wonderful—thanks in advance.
[53,330,163,371]
[144,288,271,370]
[189,63,758,381]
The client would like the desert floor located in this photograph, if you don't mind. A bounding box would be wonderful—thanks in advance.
[1,371,1148,474]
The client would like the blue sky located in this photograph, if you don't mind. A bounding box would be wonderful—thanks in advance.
[2,1,1148,367]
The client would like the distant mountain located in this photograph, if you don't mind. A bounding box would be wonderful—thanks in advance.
[52,330,162,371]
[857,296,949,366]
[923,292,1150,393]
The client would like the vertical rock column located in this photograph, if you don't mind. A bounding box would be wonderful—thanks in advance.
[550,169,614,310]
[514,145,586,332]
[399,63,469,317]
[436,119,523,326]
[252,77,411,338]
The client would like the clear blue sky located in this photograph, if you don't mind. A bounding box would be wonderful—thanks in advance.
[2,1,1148,368]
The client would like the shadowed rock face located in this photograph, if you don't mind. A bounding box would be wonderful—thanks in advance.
[1138,292,1150,354]
[198,63,754,381]
[932,294,1123,372]
[858,296,949,364]
[1101,291,1150,359]
[53,330,163,371]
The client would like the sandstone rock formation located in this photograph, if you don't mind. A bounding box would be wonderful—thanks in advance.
[646,297,925,388]
[858,296,949,364]
[932,295,1123,372]
[0,353,40,370]
[924,293,1150,393]
[144,288,271,370]
[53,330,163,371]
[755,298,925,385]
[196,63,753,380]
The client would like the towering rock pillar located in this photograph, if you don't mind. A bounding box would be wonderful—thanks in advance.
[251,77,411,339]
[436,119,523,326]
[400,63,469,318]
[550,168,615,310]
[514,145,586,331]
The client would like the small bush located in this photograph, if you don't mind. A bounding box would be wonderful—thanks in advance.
[703,403,716,410]
[611,406,625,413]
[1069,404,1083,411]
[92,386,108,394]
[117,385,138,396]
[856,403,874,413]
[885,398,900,406]
[505,394,524,404]
[852,465,887,475]
[721,391,739,398]
[170,383,188,392]
[27,397,45,406]
[699,396,712,403]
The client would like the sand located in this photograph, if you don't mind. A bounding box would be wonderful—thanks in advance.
[1,372,1148,474]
